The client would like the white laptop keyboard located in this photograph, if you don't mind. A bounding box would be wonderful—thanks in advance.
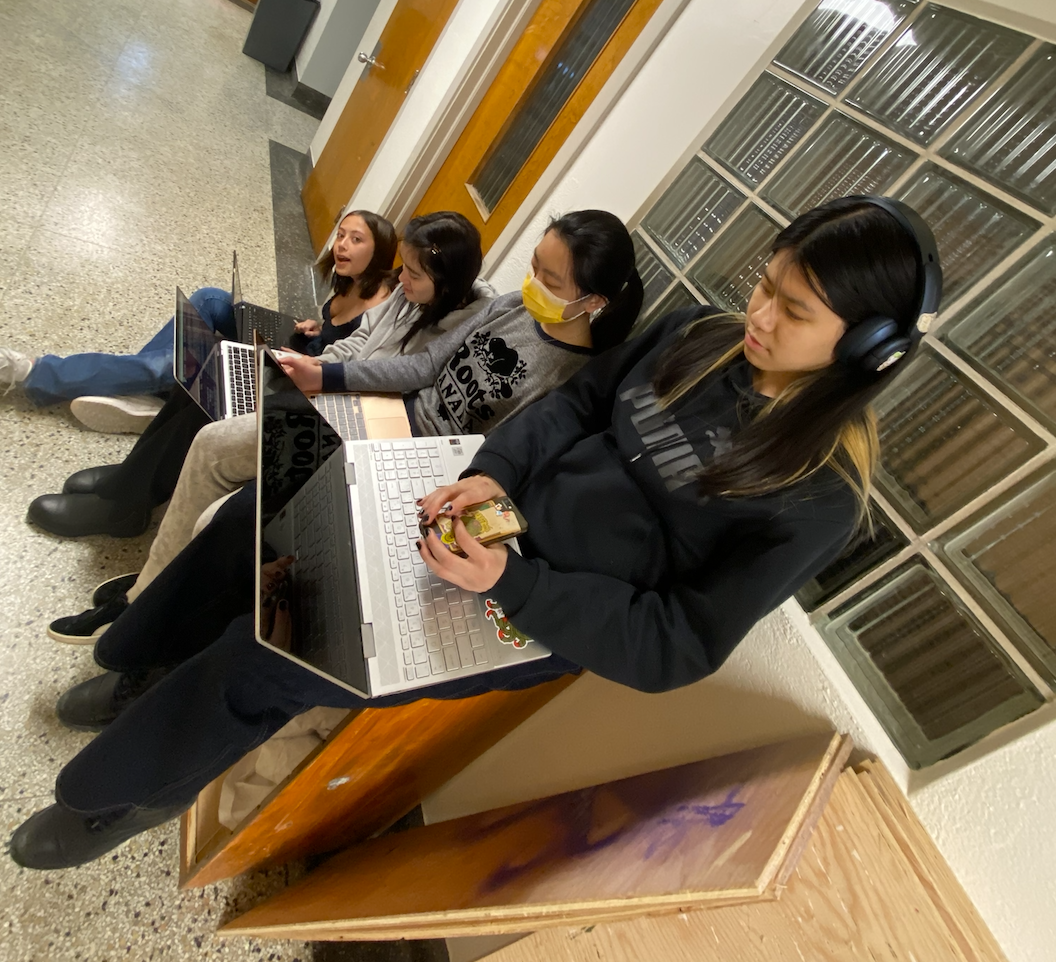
[373,439,490,682]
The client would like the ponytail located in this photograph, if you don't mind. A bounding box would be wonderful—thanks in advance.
[591,267,644,351]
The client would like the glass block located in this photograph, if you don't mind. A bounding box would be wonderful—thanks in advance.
[632,232,675,310]
[938,468,1056,684]
[762,112,916,218]
[821,559,1043,767]
[469,0,636,212]
[703,73,825,187]
[641,159,745,267]
[631,283,701,338]
[874,347,1044,531]
[942,44,1056,215]
[774,0,917,94]
[686,206,782,312]
[848,6,1033,145]
[796,506,908,611]
[896,164,1040,303]
[941,240,1056,431]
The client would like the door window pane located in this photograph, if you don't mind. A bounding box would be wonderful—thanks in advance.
[941,241,1056,430]
[641,159,745,267]
[469,0,636,213]
[848,6,1032,145]
[896,163,1040,303]
[685,206,781,312]
[703,73,825,187]
[774,0,917,94]
[875,348,1044,530]
[762,112,916,218]
[941,45,1056,215]
[632,232,675,309]
[938,469,1056,684]
[821,559,1044,768]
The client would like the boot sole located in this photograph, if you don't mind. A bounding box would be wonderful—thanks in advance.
[26,509,152,538]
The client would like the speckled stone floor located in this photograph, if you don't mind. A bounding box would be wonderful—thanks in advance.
[0,0,322,958]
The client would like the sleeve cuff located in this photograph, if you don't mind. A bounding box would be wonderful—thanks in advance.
[488,547,539,620]
[320,363,346,393]
[460,451,520,496]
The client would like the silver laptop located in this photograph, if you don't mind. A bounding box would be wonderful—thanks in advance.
[173,287,256,421]
[253,348,551,698]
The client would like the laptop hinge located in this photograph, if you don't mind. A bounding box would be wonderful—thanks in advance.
[344,462,357,486]
[360,623,376,659]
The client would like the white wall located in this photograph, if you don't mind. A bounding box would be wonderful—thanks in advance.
[310,1,1056,959]
[295,0,382,98]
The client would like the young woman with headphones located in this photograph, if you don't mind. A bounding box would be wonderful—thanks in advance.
[8,195,941,869]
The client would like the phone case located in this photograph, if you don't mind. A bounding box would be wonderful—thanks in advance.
[422,497,528,555]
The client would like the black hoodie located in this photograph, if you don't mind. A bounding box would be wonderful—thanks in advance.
[466,307,859,693]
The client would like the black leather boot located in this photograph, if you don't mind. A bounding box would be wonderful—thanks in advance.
[8,799,188,870]
[26,493,151,538]
[55,669,168,733]
[62,464,122,495]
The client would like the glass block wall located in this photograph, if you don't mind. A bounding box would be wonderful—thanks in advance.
[630,1,1056,767]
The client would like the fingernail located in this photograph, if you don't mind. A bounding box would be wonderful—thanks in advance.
[415,540,422,549]
[441,501,453,514]
[278,599,288,612]
[415,498,423,504]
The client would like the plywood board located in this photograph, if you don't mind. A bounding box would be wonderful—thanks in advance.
[220,732,847,940]
[854,761,1010,962]
[477,770,981,962]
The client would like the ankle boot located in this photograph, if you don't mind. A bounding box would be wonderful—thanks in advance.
[27,493,151,538]
[55,668,169,733]
[9,799,188,870]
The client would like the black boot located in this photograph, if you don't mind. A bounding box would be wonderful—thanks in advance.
[55,669,168,733]
[62,464,122,495]
[26,493,151,538]
[8,799,188,870]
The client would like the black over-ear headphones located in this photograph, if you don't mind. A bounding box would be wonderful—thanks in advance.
[834,195,943,374]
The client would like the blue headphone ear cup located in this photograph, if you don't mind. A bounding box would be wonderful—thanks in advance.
[837,317,900,370]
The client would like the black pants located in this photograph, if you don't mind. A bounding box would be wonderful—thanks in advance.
[93,389,210,508]
[55,486,579,815]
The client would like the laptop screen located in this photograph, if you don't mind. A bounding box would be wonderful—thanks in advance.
[174,287,224,420]
[254,347,367,693]
[231,250,244,307]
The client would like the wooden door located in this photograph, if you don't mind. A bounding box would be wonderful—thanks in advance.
[301,0,461,252]
[412,0,665,254]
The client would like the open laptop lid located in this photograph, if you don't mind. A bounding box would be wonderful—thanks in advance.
[231,250,244,307]
[174,287,224,421]
[253,346,369,694]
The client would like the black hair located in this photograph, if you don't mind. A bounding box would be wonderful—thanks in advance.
[316,210,399,299]
[398,211,483,351]
[547,209,644,352]
[652,196,926,509]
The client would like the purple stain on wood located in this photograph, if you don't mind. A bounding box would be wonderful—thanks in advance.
[475,784,747,895]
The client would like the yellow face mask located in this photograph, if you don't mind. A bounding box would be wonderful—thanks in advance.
[521,270,590,325]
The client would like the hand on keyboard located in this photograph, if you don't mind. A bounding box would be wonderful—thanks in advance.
[279,351,323,394]
[417,475,507,525]
[417,515,509,593]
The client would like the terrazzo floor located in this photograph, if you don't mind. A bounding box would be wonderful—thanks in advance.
[0,0,323,958]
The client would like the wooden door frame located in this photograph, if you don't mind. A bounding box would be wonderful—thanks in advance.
[381,0,693,268]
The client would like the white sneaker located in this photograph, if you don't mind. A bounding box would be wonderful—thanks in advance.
[0,348,33,395]
[70,395,165,434]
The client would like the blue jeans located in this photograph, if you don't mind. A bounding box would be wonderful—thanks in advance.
[22,287,237,407]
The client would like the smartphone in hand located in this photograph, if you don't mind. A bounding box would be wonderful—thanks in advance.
[422,497,527,555]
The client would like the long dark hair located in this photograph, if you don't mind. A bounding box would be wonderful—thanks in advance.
[547,210,644,352]
[316,210,399,299]
[398,211,483,351]
[652,197,926,514]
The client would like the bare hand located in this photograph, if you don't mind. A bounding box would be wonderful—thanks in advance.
[294,319,322,337]
[417,516,508,593]
[279,352,324,394]
[416,475,507,525]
